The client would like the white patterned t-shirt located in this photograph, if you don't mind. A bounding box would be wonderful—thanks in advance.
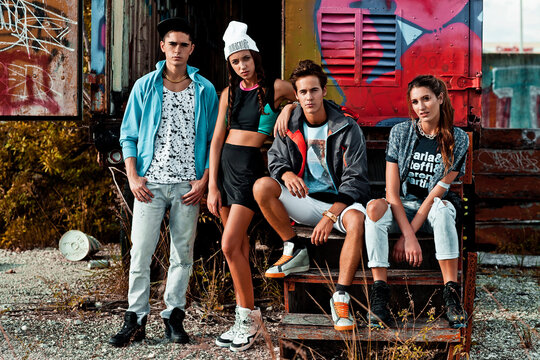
[302,121,336,194]
[145,82,196,183]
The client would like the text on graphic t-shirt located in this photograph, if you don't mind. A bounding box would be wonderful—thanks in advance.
[406,136,440,199]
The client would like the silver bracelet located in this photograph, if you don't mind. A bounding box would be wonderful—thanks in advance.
[437,181,450,189]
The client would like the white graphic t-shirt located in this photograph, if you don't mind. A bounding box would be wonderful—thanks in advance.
[145,82,196,183]
[302,121,336,194]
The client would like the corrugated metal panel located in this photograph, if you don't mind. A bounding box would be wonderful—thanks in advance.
[474,128,540,250]
[111,0,128,93]
[128,0,160,86]
[361,13,397,84]
[320,13,355,83]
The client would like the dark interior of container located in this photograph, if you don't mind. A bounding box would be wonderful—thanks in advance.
[157,0,282,92]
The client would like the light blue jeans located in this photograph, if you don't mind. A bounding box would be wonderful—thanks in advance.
[365,195,459,268]
[127,182,199,323]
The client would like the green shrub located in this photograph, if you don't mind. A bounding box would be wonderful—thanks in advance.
[0,121,118,249]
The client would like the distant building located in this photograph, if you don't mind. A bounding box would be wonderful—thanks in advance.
[483,41,540,53]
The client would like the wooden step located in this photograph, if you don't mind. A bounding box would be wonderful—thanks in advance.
[294,225,433,241]
[294,225,441,270]
[279,313,461,343]
[284,269,460,286]
[283,269,462,313]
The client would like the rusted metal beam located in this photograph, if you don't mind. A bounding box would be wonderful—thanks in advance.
[447,344,457,360]
[475,175,540,199]
[475,223,540,246]
[463,132,474,185]
[476,202,540,221]
[463,252,477,354]
[284,281,296,313]
[479,128,540,150]
[90,74,107,113]
[473,149,540,174]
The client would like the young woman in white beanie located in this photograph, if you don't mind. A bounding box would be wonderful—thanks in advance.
[207,21,295,352]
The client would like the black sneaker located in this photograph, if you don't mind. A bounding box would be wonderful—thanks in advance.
[164,308,190,344]
[368,280,391,328]
[443,281,467,328]
[108,311,146,347]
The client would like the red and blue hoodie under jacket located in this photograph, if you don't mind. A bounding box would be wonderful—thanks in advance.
[268,100,370,206]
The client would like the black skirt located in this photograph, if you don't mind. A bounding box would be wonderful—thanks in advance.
[218,143,265,211]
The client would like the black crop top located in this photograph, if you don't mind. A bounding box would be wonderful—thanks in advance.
[229,80,279,136]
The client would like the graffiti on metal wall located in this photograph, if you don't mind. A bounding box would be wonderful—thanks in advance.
[482,65,540,128]
[476,149,539,173]
[299,0,482,126]
[0,0,79,117]
[90,0,105,74]
[90,0,106,113]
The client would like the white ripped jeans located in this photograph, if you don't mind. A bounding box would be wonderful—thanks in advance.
[127,182,199,323]
[364,195,459,268]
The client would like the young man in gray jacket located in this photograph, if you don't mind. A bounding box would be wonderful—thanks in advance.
[253,60,369,331]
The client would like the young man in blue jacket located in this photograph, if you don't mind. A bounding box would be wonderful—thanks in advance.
[110,18,218,347]
[253,60,369,332]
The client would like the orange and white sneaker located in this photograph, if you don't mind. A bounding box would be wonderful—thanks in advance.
[330,291,355,331]
[265,241,309,278]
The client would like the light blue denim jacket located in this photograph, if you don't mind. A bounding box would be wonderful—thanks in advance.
[120,61,219,179]
[386,120,469,197]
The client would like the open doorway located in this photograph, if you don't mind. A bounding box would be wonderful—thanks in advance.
[157,0,282,91]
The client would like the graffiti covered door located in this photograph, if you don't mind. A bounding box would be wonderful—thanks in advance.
[283,0,482,127]
[0,0,81,118]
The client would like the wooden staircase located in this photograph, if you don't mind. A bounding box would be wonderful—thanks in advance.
[277,133,477,359]
[278,228,476,359]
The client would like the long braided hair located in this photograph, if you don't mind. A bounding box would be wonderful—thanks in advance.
[226,50,267,129]
[407,75,455,175]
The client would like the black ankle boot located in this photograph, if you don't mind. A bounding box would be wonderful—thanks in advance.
[108,311,146,347]
[368,280,391,328]
[443,281,468,329]
[164,308,189,344]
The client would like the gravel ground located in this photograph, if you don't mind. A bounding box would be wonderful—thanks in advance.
[0,246,538,360]
[0,247,282,360]
[470,266,539,360]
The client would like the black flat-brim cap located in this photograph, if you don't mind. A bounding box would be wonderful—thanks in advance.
[157,17,192,39]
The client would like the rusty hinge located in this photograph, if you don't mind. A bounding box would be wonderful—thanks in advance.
[440,72,482,91]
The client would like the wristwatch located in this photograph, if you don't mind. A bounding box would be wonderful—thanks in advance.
[322,210,338,223]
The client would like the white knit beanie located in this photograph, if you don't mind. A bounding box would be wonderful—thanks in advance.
[223,21,259,59]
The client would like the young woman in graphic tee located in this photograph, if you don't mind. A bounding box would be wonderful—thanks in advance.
[207,21,295,352]
[364,75,469,329]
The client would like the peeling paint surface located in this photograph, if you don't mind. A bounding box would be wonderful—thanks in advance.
[0,0,79,117]
[482,54,540,129]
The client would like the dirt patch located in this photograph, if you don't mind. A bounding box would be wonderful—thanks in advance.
[0,247,538,359]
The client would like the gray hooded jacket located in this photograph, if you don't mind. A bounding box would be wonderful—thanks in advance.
[268,100,370,206]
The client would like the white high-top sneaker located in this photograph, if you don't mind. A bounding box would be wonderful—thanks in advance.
[215,305,239,347]
[330,291,354,331]
[230,306,261,352]
[265,241,309,278]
